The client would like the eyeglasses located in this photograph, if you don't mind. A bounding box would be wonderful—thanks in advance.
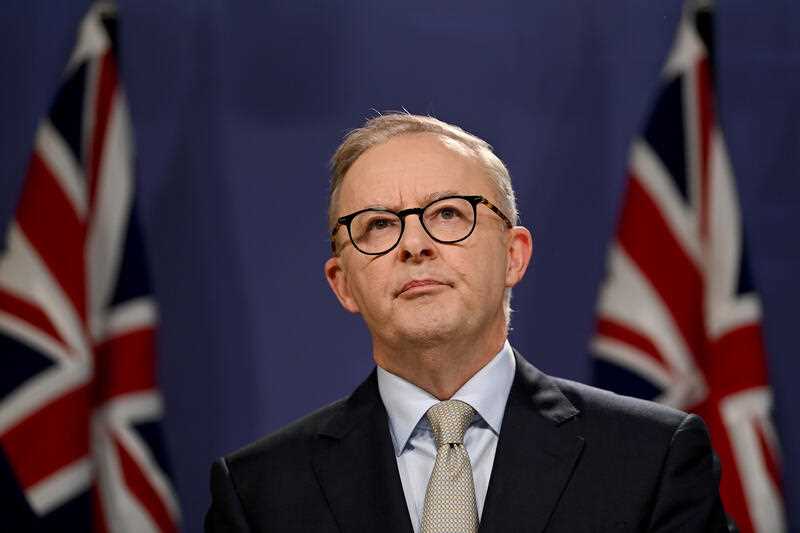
[331,194,513,255]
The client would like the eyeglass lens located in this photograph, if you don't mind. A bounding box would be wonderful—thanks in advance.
[350,197,476,254]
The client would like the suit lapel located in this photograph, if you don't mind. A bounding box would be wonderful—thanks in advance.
[311,371,413,533]
[479,351,585,533]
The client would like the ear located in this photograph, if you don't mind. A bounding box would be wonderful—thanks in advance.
[504,226,533,289]
[324,256,360,314]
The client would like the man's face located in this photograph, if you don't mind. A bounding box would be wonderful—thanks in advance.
[325,133,531,350]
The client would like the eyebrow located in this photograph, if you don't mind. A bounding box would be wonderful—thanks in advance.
[366,190,462,211]
[421,189,461,205]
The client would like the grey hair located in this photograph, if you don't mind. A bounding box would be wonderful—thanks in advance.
[328,112,517,229]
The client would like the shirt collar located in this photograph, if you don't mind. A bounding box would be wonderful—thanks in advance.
[377,340,516,456]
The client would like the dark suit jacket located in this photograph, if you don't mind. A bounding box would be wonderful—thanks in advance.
[206,351,729,532]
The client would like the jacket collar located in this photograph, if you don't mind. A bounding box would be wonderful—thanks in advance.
[312,349,584,533]
[312,370,414,533]
[478,349,584,533]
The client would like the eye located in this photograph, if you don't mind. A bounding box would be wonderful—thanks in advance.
[438,207,459,220]
[365,216,397,231]
[431,204,466,221]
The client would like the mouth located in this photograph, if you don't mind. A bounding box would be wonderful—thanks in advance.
[396,279,451,297]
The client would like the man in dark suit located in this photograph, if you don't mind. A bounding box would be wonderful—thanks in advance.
[206,114,729,532]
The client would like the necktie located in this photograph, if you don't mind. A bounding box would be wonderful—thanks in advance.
[421,400,479,533]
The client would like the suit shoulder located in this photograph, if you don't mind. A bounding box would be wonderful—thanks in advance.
[553,377,690,434]
[224,395,348,467]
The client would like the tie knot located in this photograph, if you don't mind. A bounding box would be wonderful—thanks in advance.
[425,400,475,446]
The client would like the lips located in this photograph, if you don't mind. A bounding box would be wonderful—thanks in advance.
[397,279,450,296]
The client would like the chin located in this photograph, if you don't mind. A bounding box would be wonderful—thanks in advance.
[395,314,463,344]
[386,296,482,343]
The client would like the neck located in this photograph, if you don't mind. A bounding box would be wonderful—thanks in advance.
[372,324,507,400]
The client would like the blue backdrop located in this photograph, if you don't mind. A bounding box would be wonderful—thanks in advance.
[2,2,798,532]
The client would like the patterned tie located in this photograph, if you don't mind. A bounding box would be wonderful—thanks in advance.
[421,400,479,533]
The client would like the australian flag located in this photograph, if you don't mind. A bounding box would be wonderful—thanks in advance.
[590,2,785,532]
[0,2,181,531]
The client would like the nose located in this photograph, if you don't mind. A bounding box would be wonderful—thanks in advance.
[397,214,436,262]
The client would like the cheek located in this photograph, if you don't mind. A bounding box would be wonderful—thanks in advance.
[350,267,389,309]
[449,255,505,300]
[465,245,509,297]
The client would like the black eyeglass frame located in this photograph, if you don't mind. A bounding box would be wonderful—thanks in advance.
[330,194,513,255]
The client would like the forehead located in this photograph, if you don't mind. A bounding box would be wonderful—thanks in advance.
[336,133,493,213]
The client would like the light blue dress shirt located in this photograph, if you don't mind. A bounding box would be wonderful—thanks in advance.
[376,340,516,533]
